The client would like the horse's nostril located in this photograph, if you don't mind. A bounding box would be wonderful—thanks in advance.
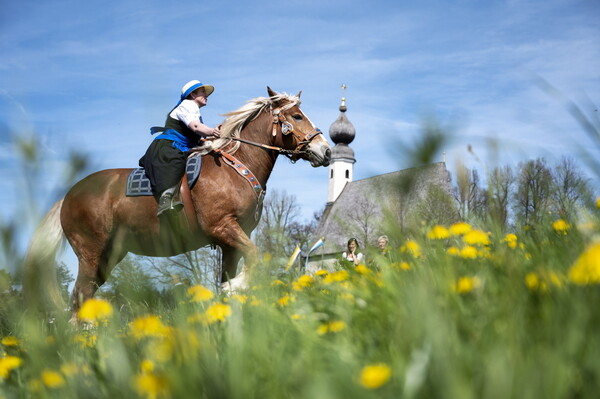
[325,148,331,160]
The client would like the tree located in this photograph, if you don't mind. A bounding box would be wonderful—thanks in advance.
[415,184,459,226]
[488,165,514,229]
[56,262,74,302]
[550,157,591,220]
[253,190,315,263]
[100,256,163,311]
[514,158,553,226]
[347,196,379,249]
[147,248,222,292]
[453,164,487,221]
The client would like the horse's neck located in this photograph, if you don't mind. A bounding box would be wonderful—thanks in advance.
[234,115,278,186]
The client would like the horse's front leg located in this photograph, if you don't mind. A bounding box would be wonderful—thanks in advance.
[210,219,258,292]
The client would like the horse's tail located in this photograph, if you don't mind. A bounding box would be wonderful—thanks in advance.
[23,199,67,312]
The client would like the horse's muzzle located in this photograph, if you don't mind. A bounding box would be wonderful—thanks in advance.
[323,148,331,166]
[307,141,331,167]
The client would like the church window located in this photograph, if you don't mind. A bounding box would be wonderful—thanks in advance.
[345,170,349,179]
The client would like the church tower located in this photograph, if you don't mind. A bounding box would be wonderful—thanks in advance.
[327,84,356,204]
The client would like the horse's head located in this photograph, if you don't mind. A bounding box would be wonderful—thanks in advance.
[267,87,331,167]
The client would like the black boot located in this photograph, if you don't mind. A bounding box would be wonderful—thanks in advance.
[157,192,174,217]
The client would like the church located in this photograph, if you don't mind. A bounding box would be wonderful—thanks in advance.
[304,87,453,271]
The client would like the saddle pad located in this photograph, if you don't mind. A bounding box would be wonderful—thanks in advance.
[126,152,202,197]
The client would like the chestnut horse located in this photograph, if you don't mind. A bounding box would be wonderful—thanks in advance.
[24,87,331,316]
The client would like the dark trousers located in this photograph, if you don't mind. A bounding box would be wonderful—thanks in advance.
[139,139,187,194]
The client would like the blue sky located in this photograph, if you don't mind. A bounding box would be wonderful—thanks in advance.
[1,0,599,270]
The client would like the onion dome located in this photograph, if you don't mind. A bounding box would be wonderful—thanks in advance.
[329,85,356,145]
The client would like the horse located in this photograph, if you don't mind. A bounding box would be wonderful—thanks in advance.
[24,87,331,318]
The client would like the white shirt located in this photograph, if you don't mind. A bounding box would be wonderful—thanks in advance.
[169,99,202,127]
[342,252,363,262]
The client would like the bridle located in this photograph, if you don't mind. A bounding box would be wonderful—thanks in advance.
[210,100,323,162]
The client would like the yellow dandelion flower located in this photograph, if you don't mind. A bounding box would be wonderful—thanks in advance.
[187,285,214,302]
[447,247,460,256]
[460,246,478,259]
[140,359,155,373]
[328,320,346,333]
[249,296,262,306]
[391,261,412,270]
[129,315,170,339]
[271,279,286,286]
[231,294,248,303]
[463,230,490,246]
[317,320,346,335]
[596,196,600,209]
[292,274,315,291]
[359,363,392,389]
[41,370,65,388]
[60,362,79,377]
[449,222,472,236]
[453,276,480,294]
[315,269,329,277]
[552,219,570,234]
[277,294,292,307]
[205,303,232,323]
[291,313,305,321]
[547,271,563,288]
[77,298,113,324]
[502,233,518,249]
[354,264,371,275]
[1,336,20,347]
[186,313,207,325]
[525,272,540,291]
[401,240,421,258]
[427,225,450,240]
[0,355,23,379]
[568,243,600,285]
[340,292,355,301]
[526,271,560,292]
[74,333,97,348]
[323,270,350,284]
[317,324,329,335]
[133,372,169,399]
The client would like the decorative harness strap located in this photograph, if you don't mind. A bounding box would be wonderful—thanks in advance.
[213,148,265,221]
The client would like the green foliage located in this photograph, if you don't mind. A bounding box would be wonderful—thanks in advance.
[2,213,600,398]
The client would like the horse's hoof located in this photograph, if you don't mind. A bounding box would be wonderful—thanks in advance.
[221,274,248,294]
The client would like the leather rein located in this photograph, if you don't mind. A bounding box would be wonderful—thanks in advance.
[209,101,323,162]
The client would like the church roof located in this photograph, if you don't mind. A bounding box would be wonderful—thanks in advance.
[312,162,452,255]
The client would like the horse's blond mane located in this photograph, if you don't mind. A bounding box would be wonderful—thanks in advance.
[210,93,300,153]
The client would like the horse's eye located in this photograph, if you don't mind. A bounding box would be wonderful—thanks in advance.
[292,114,303,121]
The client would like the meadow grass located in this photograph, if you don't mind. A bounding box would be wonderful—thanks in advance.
[1,213,600,398]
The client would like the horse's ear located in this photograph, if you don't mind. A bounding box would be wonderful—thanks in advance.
[296,90,302,98]
[267,86,278,98]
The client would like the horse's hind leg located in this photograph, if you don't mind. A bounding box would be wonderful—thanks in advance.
[221,248,243,283]
[71,256,104,315]
[70,249,126,317]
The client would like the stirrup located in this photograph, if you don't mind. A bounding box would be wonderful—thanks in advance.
[157,193,174,217]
